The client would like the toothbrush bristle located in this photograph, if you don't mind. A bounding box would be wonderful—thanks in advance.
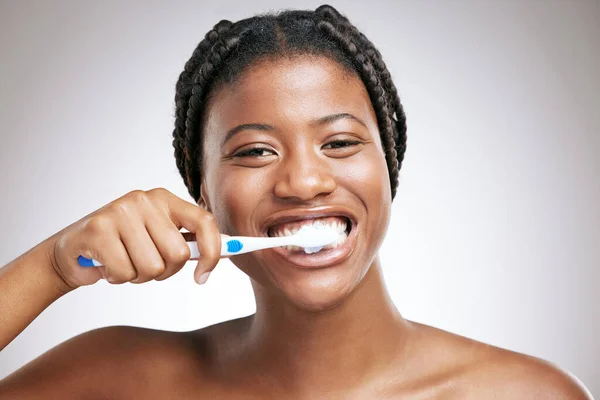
[303,246,324,254]
[293,225,341,251]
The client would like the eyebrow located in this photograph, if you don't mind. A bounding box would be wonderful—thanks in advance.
[311,112,367,128]
[221,123,275,148]
[221,112,367,148]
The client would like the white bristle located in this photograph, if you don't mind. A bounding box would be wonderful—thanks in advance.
[303,246,323,254]
[292,225,341,253]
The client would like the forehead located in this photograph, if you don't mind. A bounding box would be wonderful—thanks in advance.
[203,56,375,132]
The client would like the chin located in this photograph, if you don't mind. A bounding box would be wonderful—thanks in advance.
[277,265,368,313]
[288,288,352,313]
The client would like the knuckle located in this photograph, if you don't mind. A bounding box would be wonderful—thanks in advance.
[208,252,220,265]
[108,270,136,284]
[126,190,149,206]
[84,215,112,235]
[125,269,138,282]
[165,245,190,263]
[146,260,166,276]
[54,232,68,253]
[199,212,216,225]
[111,200,134,216]
[147,187,170,198]
[106,193,144,217]
[201,247,220,265]
[154,273,171,281]
[131,274,150,284]
[146,188,171,211]
[110,261,138,281]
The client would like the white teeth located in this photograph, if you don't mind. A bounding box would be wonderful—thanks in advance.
[271,218,347,238]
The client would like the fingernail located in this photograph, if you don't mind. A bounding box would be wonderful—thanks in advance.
[197,271,211,284]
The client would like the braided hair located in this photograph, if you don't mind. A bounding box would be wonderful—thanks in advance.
[172,5,407,201]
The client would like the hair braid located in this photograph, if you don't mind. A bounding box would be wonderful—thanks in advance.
[172,20,239,200]
[315,5,406,196]
[314,15,400,197]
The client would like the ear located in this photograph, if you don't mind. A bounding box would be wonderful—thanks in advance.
[199,179,212,212]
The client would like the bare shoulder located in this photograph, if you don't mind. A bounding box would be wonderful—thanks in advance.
[0,325,211,399]
[464,346,593,399]
[416,324,593,399]
[405,322,592,399]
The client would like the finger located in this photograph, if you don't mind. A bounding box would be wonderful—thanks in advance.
[148,189,221,284]
[117,214,166,284]
[147,188,198,231]
[84,222,137,284]
[144,206,191,281]
[192,213,221,284]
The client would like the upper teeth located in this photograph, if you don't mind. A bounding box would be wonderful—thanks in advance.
[270,218,347,237]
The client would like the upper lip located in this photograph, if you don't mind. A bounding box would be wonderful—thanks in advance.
[261,205,357,236]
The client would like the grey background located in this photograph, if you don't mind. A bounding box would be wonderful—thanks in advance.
[0,0,598,395]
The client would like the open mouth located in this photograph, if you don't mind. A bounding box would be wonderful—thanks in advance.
[264,213,358,268]
[267,215,352,252]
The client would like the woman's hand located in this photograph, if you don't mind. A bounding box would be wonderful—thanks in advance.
[50,188,221,289]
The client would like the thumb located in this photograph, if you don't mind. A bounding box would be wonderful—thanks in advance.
[194,234,229,284]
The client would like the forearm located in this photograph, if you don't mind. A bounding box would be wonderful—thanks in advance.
[0,236,74,351]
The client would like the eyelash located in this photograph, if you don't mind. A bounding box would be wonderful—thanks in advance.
[233,140,362,158]
[322,140,362,149]
[233,147,275,158]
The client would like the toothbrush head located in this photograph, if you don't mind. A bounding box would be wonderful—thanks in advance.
[292,224,341,254]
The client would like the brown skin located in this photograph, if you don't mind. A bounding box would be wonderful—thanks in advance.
[0,56,591,399]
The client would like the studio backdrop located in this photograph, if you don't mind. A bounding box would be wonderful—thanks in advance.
[0,0,598,395]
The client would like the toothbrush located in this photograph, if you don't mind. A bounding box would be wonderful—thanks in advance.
[78,224,342,267]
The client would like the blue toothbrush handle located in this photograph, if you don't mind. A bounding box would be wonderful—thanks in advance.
[78,255,102,267]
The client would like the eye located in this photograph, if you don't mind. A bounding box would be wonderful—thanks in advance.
[233,147,276,158]
[322,140,362,149]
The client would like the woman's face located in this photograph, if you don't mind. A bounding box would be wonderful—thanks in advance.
[201,55,391,311]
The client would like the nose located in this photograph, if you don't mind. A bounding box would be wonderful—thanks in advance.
[273,146,337,201]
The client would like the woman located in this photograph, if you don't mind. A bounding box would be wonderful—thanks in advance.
[0,5,591,399]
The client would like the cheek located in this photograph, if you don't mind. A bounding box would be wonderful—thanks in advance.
[336,149,391,202]
[209,166,270,234]
[336,149,391,242]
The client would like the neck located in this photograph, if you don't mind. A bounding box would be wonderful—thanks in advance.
[243,257,413,392]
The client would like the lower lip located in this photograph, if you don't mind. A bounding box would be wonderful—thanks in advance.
[267,223,358,269]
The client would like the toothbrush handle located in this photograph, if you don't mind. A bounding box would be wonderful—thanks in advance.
[214,235,289,257]
[78,234,289,267]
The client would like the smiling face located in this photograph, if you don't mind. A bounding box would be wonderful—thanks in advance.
[200,55,392,311]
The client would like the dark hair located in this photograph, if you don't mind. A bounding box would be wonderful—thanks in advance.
[172,4,407,201]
